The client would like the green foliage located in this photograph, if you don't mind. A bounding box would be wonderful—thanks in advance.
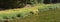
[0,0,44,9]
[0,3,60,22]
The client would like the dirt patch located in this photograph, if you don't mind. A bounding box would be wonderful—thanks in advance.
[24,4,32,8]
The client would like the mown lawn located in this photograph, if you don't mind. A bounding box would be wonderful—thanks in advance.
[0,3,60,22]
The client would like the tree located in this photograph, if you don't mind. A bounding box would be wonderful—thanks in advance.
[37,0,44,3]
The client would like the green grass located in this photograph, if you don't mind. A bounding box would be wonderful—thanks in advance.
[0,3,60,22]
[0,5,38,20]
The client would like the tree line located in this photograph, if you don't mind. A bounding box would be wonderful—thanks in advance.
[0,0,60,10]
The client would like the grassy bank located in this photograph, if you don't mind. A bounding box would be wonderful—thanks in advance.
[0,3,60,22]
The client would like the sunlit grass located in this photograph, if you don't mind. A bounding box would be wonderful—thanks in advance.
[0,3,60,22]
